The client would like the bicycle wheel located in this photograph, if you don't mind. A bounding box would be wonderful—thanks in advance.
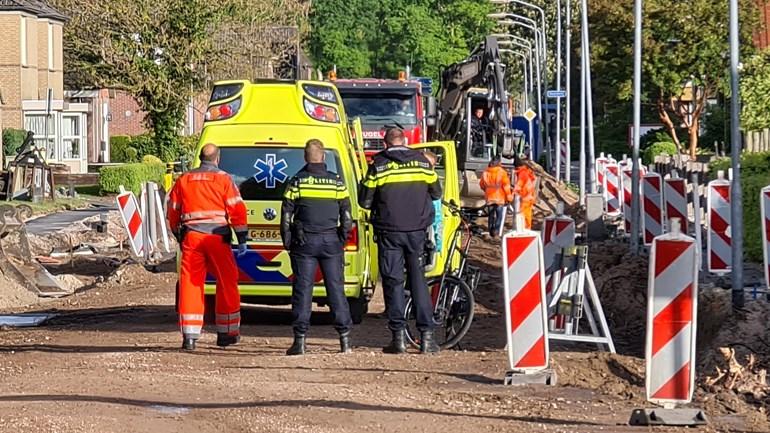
[404,275,475,350]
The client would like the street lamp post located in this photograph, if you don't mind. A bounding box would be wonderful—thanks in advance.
[493,34,543,142]
[580,0,597,194]
[556,0,563,181]
[630,0,642,254]
[729,0,744,308]
[565,0,572,183]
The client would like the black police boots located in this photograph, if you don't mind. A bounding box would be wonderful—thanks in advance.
[339,331,352,354]
[286,334,306,356]
[383,329,407,354]
[182,335,196,351]
[420,330,440,354]
[216,333,240,347]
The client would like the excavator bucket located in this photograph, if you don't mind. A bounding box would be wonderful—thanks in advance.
[0,204,68,297]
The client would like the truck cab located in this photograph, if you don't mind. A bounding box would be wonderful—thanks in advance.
[333,77,431,158]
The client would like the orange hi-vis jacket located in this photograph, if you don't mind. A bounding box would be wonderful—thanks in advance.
[514,165,537,207]
[479,165,513,206]
[167,161,248,243]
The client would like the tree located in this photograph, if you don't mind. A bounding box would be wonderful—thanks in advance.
[52,0,308,160]
[741,48,770,132]
[308,0,494,81]
[587,0,757,157]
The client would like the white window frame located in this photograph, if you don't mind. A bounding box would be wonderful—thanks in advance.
[23,112,59,161]
[47,23,54,70]
[20,17,27,66]
[61,114,85,161]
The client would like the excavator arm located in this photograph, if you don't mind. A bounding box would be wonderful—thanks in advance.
[436,36,517,169]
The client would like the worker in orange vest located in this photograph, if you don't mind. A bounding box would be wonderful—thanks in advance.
[513,155,537,229]
[479,155,513,238]
[167,143,248,351]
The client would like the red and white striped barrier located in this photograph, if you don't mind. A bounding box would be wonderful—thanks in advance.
[761,186,770,290]
[707,176,731,273]
[621,167,633,232]
[596,153,609,193]
[502,230,549,372]
[645,220,698,404]
[603,163,622,216]
[642,173,664,245]
[542,211,576,295]
[117,191,144,257]
[559,140,568,177]
[664,177,689,234]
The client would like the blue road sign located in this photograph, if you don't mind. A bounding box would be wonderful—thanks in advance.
[547,90,567,98]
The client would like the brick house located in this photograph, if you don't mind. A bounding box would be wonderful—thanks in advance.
[756,1,770,49]
[0,0,90,173]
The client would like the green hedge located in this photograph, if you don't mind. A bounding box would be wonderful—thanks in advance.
[110,135,132,162]
[642,141,679,165]
[2,128,27,156]
[710,152,770,262]
[100,162,166,195]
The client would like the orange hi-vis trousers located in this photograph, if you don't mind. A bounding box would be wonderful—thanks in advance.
[178,230,241,338]
[521,203,533,229]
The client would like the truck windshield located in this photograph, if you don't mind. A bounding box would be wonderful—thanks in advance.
[340,93,418,126]
[217,147,343,201]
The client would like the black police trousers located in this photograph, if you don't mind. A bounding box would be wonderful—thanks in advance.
[289,232,352,335]
[377,230,434,333]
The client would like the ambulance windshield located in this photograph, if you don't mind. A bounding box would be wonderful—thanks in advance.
[218,147,343,201]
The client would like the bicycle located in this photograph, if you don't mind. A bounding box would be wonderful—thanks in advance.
[404,200,485,350]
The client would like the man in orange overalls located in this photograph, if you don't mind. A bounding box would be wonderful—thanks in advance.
[513,155,537,229]
[479,155,513,238]
[167,143,248,351]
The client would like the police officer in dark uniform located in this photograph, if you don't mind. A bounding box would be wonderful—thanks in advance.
[359,128,442,354]
[281,139,354,355]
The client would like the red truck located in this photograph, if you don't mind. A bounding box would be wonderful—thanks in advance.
[333,75,435,157]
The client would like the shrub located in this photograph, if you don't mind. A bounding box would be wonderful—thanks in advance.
[110,135,133,162]
[2,128,28,156]
[142,154,164,165]
[129,134,160,160]
[642,141,679,165]
[100,162,166,195]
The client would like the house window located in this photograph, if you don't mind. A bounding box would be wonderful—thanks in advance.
[61,115,83,160]
[24,113,57,160]
[20,18,27,66]
[47,23,54,70]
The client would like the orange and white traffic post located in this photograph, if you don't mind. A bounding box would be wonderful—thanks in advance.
[630,218,706,426]
[501,215,553,385]
[116,190,144,257]
[707,172,732,274]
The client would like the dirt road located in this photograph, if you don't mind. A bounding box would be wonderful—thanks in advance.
[0,246,764,433]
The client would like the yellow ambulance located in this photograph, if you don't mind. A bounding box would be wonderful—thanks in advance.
[194,79,459,323]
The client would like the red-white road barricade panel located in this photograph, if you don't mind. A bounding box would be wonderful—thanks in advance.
[116,191,144,257]
[762,186,770,290]
[707,179,732,273]
[596,155,609,194]
[542,215,576,295]
[621,167,633,232]
[664,178,689,234]
[646,229,698,404]
[642,173,664,245]
[502,232,550,371]
[603,163,623,216]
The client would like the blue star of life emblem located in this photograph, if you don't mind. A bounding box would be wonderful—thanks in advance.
[253,154,288,188]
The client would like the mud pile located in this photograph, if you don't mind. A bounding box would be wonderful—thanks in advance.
[0,274,40,311]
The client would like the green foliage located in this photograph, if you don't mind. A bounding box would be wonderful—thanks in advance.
[308,0,493,81]
[587,0,758,155]
[710,152,770,262]
[110,135,134,162]
[142,154,164,165]
[99,162,166,195]
[741,49,770,132]
[700,104,728,152]
[2,128,27,156]
[642,141,678,164]
[178,134,201,163]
